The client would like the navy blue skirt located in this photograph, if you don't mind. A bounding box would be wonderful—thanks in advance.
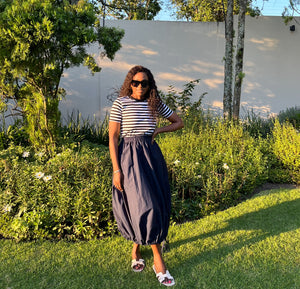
[112,135,171,245]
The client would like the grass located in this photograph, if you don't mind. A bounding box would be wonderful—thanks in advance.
[1,188,299,289]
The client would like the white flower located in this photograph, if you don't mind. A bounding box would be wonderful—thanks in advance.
[35,172,45,179]
[173,160,180,166]
[197,175,202,178]
[22,151,30,158]
[43,175,52,182]
[3,204,12,213]
[223,163,229,170]
[36,152,44,158]
[195,162,200,165]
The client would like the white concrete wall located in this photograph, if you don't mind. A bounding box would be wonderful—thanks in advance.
[59,16,300,120]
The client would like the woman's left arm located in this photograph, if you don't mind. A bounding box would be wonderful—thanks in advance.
[152,112,184,142]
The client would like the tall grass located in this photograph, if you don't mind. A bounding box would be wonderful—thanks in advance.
[60,111,109,146]
[277,105,300,129]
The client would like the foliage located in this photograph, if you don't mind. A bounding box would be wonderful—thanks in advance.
[169,0,260,22]
[157,120,268,222]
[282,0,300,24]
[258,136,293,184]
[241,109,274,138]
[0,141,115,241]
[160,79,202,114]
[272,119,300,184]
[60,111,109,146]
[1,111,299,240]
[94,0,161,20]
[0,120,29,150]
[0,0,124,152]
[159,79,210,131]
[1,72,299,240]
[277,105,300,129]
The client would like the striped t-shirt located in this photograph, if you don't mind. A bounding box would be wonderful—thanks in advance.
[109,96,173,137]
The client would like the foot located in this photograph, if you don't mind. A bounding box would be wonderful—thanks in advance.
[131,244,144,272]
[153,265,175,287]
[153,262,166,275]
[131,259,145,272]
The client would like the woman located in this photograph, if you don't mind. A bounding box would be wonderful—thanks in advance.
[109,65,183,286]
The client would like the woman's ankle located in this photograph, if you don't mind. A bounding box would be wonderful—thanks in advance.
[132,243,142,260]
[152,245,166,274]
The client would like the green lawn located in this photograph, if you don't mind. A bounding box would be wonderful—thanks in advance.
[1,188,299,289]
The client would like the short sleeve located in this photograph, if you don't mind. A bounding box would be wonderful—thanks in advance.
[157,101,173,119]
[109,98,123,123]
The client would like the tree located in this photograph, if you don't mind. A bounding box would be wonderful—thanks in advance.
[282,0,300,25]
[233,0,246,120]
[223,0,249,120]
[223,0,234,119]
[169,0,259,22]
[94,0,161,20]
[0,0,124,152]
[168,0,259,119]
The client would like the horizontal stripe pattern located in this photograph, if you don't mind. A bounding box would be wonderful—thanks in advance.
[109,96,173,137]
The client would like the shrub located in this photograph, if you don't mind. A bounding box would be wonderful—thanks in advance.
[159,79,211,132]
[241,110,274,138]
[277,106,300,129]
[60,111,109,146]
[272,119,300,184]
[157,119,268,223]
[0,121,29,150]
[0,141,115,241]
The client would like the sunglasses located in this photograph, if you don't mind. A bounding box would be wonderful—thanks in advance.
[131,80,149,88]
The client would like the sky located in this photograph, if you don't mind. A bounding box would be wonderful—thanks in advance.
[156,0,300,21]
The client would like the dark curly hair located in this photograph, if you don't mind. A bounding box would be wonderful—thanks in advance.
[119,65,162,117]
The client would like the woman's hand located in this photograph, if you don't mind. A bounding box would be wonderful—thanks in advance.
[113,171,124,192]
[151,128,160,143]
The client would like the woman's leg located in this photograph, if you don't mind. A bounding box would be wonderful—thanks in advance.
[131,243,145,271]
[132,243,142,260]
[151,244,166,274]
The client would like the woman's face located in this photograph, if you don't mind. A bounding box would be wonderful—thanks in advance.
[131,72,149,100]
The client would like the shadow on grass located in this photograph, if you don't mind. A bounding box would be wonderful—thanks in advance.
[1,191,299,289]
[171,198,300,251]
[167,197,300,286]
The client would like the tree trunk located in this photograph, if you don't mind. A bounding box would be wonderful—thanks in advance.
[223,0,234,119]
[233,0,246,120]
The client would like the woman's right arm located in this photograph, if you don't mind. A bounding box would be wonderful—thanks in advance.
[109,121,123,190]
